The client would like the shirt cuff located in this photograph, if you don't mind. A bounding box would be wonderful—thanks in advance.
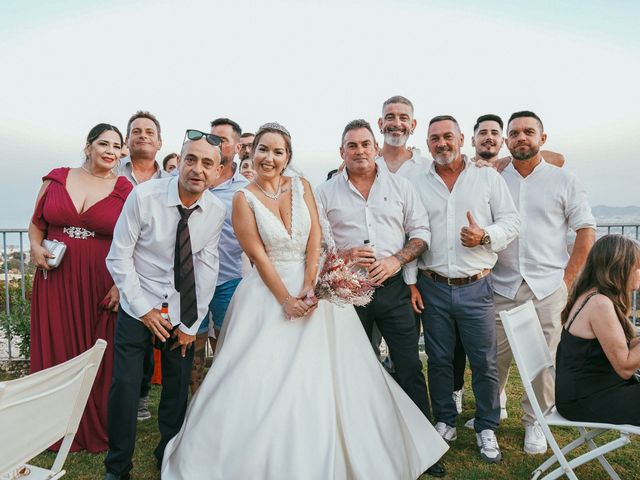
[179,320,202,336]
[483,225,507,253]
[403,263,418,285]
[128,298,154,320]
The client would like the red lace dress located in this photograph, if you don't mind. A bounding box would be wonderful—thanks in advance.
[30,167,133,452]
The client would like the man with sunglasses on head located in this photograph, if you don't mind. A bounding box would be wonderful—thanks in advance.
[103,130,225,480]
[188,118,250,394]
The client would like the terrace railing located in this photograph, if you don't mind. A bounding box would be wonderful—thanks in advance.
[1,228,29,360]
[2,224,640,360]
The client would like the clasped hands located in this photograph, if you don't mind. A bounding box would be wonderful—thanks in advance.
[283,284,319,320]
[141,308,194,357]
[345,247,401,285]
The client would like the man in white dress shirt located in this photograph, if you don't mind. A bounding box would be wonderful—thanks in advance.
[316,119,446,478]
[471,113,566,171]
[190,118,249,393]
[408,115,520,463]
[103,133,225,480]
[371,95,430,370]
[492,111,596,455]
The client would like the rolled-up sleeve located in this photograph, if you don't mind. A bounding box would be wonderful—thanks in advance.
[403,184,431,246]
[565,176,596,232]
[106,189,153,319]
[484,172,520,253]
[180,210,225,336]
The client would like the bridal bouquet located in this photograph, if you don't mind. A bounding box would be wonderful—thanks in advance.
[313,249,375,307]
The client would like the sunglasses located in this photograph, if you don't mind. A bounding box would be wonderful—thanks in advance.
[184,129,222,147]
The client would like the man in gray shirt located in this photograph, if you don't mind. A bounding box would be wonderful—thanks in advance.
[116,110,168,185]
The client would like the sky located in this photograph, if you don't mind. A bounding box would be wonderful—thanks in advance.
[1,0,639,229]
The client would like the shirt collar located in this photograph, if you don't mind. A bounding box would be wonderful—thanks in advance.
[211,162,249,191]
[166,176,209,211]
[341,163,382,182]
[505,156,548,177]
[427,154,469,176]
[377,146,424,165]
[120,156,163,179]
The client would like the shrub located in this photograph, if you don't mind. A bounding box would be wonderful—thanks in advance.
[0,280,32,359]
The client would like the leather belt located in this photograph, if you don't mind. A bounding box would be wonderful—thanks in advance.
[421,268,491,286]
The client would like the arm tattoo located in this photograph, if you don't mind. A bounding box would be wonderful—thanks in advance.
[393,238,427,266]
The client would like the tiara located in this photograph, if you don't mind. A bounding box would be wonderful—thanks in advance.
[257,122,291,138]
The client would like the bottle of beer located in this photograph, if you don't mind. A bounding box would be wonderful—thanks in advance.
[155,296,171,349]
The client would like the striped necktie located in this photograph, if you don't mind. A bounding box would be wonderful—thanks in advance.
[175,205,199,328]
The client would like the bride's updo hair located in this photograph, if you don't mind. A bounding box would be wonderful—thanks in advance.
[252,122,293,170]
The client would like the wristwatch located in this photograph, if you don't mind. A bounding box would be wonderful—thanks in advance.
[480,230,491,245]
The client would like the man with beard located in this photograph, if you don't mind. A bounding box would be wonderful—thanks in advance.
[376,95,431,178]
[372,96,430,371]
[472,114,565,170]
[491,111,595,455]
[237,132,255,162]
[408,115,520,463]
[461,113,567,420]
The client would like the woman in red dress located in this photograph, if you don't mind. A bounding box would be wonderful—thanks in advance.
[29,123,133,452]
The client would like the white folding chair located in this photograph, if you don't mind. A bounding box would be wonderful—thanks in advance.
[501,301,640,480]
[0,339,107,480]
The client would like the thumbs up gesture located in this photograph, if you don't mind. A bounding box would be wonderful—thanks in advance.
[460,211,485,248]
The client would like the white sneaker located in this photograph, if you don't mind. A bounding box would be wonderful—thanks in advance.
[465,410,507,430]
[435,421,457,442]
[500,390,508,419]
[476,429,502,463]
[524,422,547,454]
[452,388,463,414]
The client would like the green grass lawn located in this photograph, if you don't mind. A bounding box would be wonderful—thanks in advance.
[6,363,640,479]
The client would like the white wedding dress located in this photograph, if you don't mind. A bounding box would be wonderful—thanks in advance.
[161,176,448,480]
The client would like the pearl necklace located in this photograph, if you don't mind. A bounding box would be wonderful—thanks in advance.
[253,177,282,200]
[81,164,115,179]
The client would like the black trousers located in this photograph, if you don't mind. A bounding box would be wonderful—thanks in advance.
[140,342,154,398]
[104,309,194,476]
[453,328,466,391]
[355,274,432,420]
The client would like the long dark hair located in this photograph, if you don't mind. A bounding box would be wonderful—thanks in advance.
[562,234,640,341]
[86,123,123,146]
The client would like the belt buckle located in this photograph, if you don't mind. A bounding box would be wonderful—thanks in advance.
[63,226,96,240]
[447,277,454,286]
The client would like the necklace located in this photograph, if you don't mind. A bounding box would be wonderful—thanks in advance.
[253,177,282,200]
[81,164,115,180]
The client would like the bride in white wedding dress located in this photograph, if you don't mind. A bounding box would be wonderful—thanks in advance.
[161,123,448,480]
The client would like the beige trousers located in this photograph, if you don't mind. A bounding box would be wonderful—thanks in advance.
[495,281,568,426]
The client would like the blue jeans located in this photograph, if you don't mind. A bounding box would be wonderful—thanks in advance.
[418,273,500,432]
[198,278,242,334]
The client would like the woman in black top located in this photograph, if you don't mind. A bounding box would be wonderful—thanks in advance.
[555,234,640,425]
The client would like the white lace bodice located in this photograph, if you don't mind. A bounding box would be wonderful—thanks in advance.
[241,176,311,265]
